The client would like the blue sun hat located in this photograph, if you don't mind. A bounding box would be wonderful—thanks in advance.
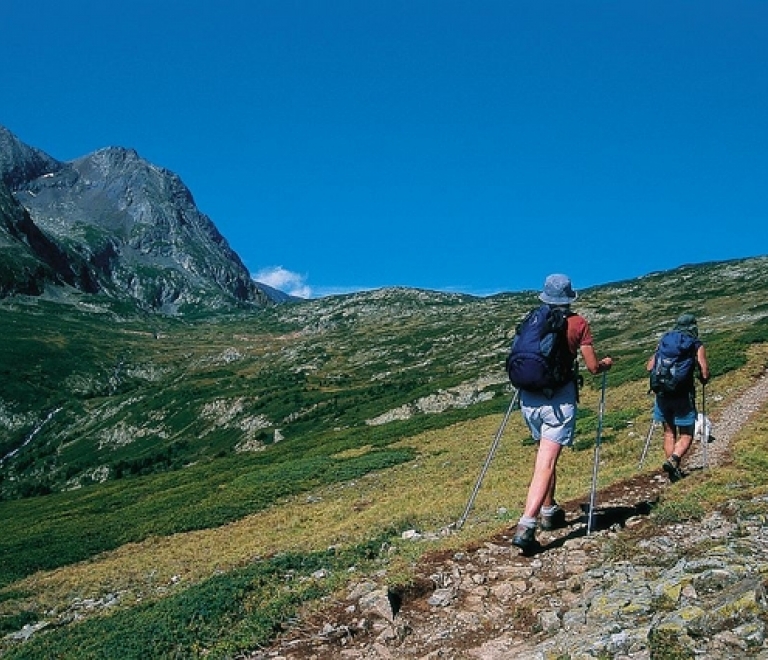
[539,274,578,305]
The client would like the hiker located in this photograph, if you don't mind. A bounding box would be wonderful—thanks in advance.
[509,274,613,551]
[646,313,710,482]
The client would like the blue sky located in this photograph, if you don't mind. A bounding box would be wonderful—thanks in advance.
[4,1,767,298]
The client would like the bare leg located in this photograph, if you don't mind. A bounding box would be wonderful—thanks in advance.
[523,438,563,519]
[545,469,557,509]
[673,427,694,463]
[662,423,690,483]
[663,423,693,462]
[662,422,677,459]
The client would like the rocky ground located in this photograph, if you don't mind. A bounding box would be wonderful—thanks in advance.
[249,374,768,660]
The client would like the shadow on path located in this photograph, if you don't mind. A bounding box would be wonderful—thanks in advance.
[506,498,659,557]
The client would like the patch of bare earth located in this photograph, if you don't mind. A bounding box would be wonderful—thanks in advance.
[253,374,768,660]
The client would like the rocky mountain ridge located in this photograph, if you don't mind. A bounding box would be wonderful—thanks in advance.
[0,125,280,313]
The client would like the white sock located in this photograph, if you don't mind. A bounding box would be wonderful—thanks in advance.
[519,515,537,529]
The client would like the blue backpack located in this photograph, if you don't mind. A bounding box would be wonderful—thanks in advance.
[506,304,575,394]
[649,330,697,396]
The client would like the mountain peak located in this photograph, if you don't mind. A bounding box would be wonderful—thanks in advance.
[0,125,63,189]
[0,125,281,313]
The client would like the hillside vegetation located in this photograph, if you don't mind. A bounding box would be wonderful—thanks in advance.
[1,256,768,658]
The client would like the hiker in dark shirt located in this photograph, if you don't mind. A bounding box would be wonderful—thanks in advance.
[511,274,612,552]
[646,313,710,482]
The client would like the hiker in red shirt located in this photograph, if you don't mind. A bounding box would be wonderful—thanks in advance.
[510,274,612,552]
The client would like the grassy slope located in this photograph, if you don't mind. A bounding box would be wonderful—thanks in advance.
[1,257,768,658]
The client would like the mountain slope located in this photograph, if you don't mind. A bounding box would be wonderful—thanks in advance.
[2,256,768,500]
[0,247,767,656]
[0,125,276,312]
[265,372,768,659]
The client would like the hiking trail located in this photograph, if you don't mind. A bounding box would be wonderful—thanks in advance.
[255,373,768,660]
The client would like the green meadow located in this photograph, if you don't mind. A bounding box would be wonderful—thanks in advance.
[1,257,768,658]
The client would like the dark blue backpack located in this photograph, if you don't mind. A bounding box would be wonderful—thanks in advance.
[506,304,574,394]
[649,330,697,396]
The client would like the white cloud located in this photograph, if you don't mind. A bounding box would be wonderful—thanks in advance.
[253,266,313,298]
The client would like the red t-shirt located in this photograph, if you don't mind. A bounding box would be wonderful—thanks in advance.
[566,313,593,357]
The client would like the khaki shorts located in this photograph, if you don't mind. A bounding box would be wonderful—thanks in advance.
[519,381,577,446]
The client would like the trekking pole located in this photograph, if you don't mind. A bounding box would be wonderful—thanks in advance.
[455,389,520,530]
[587,372,607,535]
[638,412,657,470]
[701,384,709,469]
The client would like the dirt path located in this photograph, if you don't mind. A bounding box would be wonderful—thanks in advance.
[689,374,768,468]
[257,373,768,660]
[572,372,768,514]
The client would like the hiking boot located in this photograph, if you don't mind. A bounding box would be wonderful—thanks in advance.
[663,459,684,483]
[540,506,567,531]
[511,525,538,552]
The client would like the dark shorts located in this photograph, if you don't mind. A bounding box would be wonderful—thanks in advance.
[653,393,696,428]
